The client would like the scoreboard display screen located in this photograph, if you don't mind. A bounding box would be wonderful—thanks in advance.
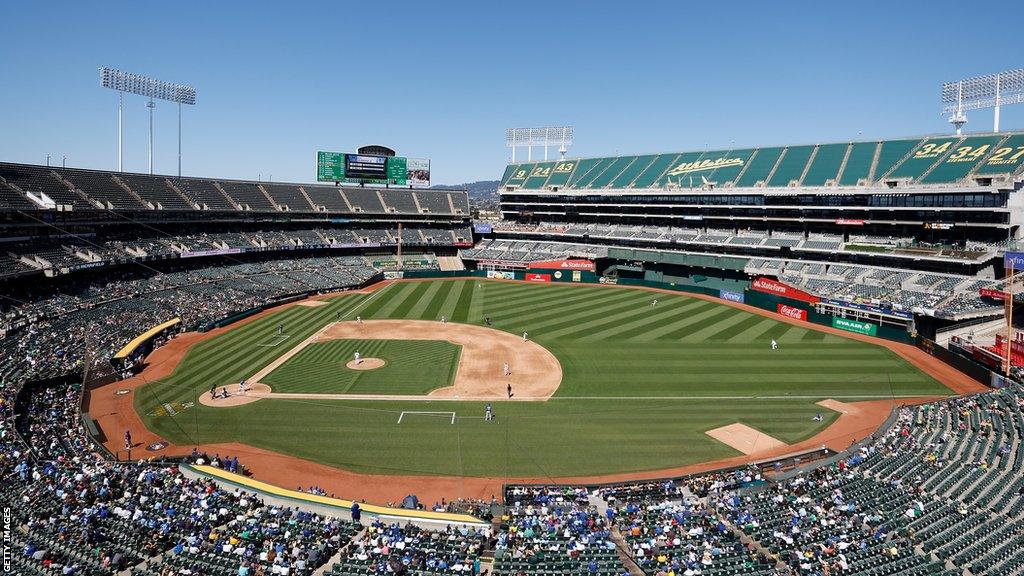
[345,154,387,180]
[317,150,430,186]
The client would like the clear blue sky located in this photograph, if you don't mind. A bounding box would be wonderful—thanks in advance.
[1,0,1021,185]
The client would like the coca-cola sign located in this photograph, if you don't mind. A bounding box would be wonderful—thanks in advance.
[777,304,807,321]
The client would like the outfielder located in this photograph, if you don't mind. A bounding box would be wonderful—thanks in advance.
[771,339,778,350]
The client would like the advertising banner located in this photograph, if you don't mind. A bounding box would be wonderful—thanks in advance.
[832,317,878,336]
[473,223,493,234]
[180,248,242,259]
[486,270,515,280]
[834,218,864,225]
[1005,251,1024,270]
[752,277,819,303]
[777,304,807,321]
[383,271,405,280]
[528,259,596,272]
[979,288,1009,300]
[525,273,551,283]
[719,289,744,304]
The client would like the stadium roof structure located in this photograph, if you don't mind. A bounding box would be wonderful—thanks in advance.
[500,131,1024,191]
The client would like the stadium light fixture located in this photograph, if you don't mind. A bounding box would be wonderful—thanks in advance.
[99,67,197,175]
[506,126,574,162]
[941,68,1024,134]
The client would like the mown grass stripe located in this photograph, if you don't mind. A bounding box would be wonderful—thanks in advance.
[727,317,780,343]
[575,297,702,342]
[449,280,476,322]
[508,290,649,334]
[703,313,768,341]
[602,299,711,341]
[421,280,457,321]
[407,280,445,319]
[679,310,755,342]
[636,305,737,342]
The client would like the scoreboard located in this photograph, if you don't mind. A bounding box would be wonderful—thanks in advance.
[317,151,430,186]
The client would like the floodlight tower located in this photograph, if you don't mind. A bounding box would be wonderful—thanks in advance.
[99,67,196,175]
[942,68,1024,134]
[506,126,574,162]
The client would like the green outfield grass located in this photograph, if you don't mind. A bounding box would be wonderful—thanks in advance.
[134,279,953,478]
[262,339,461,395]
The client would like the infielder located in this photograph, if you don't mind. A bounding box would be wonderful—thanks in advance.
[238,379,248,395]
[441,315,447,324]
[503,362,510,376]
[356,315,362,325]
[484,403,493,421]
[522,331,528,342]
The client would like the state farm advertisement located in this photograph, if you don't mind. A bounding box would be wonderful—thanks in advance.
[752,277,819,304]
[777,304,807,321]
[525,273,551,283]
[528,259,595,272]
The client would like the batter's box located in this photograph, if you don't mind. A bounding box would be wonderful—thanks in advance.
[397,411,456,425]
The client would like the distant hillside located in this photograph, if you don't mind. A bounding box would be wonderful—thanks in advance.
[434,180,499,208]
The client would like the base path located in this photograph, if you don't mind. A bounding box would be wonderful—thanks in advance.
[230,319,562,404]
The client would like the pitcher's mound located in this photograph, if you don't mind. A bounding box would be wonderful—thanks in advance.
[347,358,386,370]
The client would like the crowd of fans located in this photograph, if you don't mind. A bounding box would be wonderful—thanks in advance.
[0,255,378,386]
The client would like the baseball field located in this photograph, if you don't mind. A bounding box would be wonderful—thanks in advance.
[132,278,955,479]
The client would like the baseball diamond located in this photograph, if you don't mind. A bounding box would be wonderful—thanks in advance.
[7,13,1024,574]
[101,278,966,486]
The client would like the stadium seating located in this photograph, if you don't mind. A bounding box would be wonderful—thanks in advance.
[119,174,194,210]
[499,131,1024,191]
[262,183,316,211]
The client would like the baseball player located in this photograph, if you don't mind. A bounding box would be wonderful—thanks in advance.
[652,299,658,307]
[356,315,362,325]
[277,323,284,335]
[238,379,248,395]
[484,403,493,421]
[354,351,362,365]
[484,316,492,326]
[522,331,528,342]
[507,383,513,398]
[771,339,778,350]
[503,362,510,376]
[441,315,447,324]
